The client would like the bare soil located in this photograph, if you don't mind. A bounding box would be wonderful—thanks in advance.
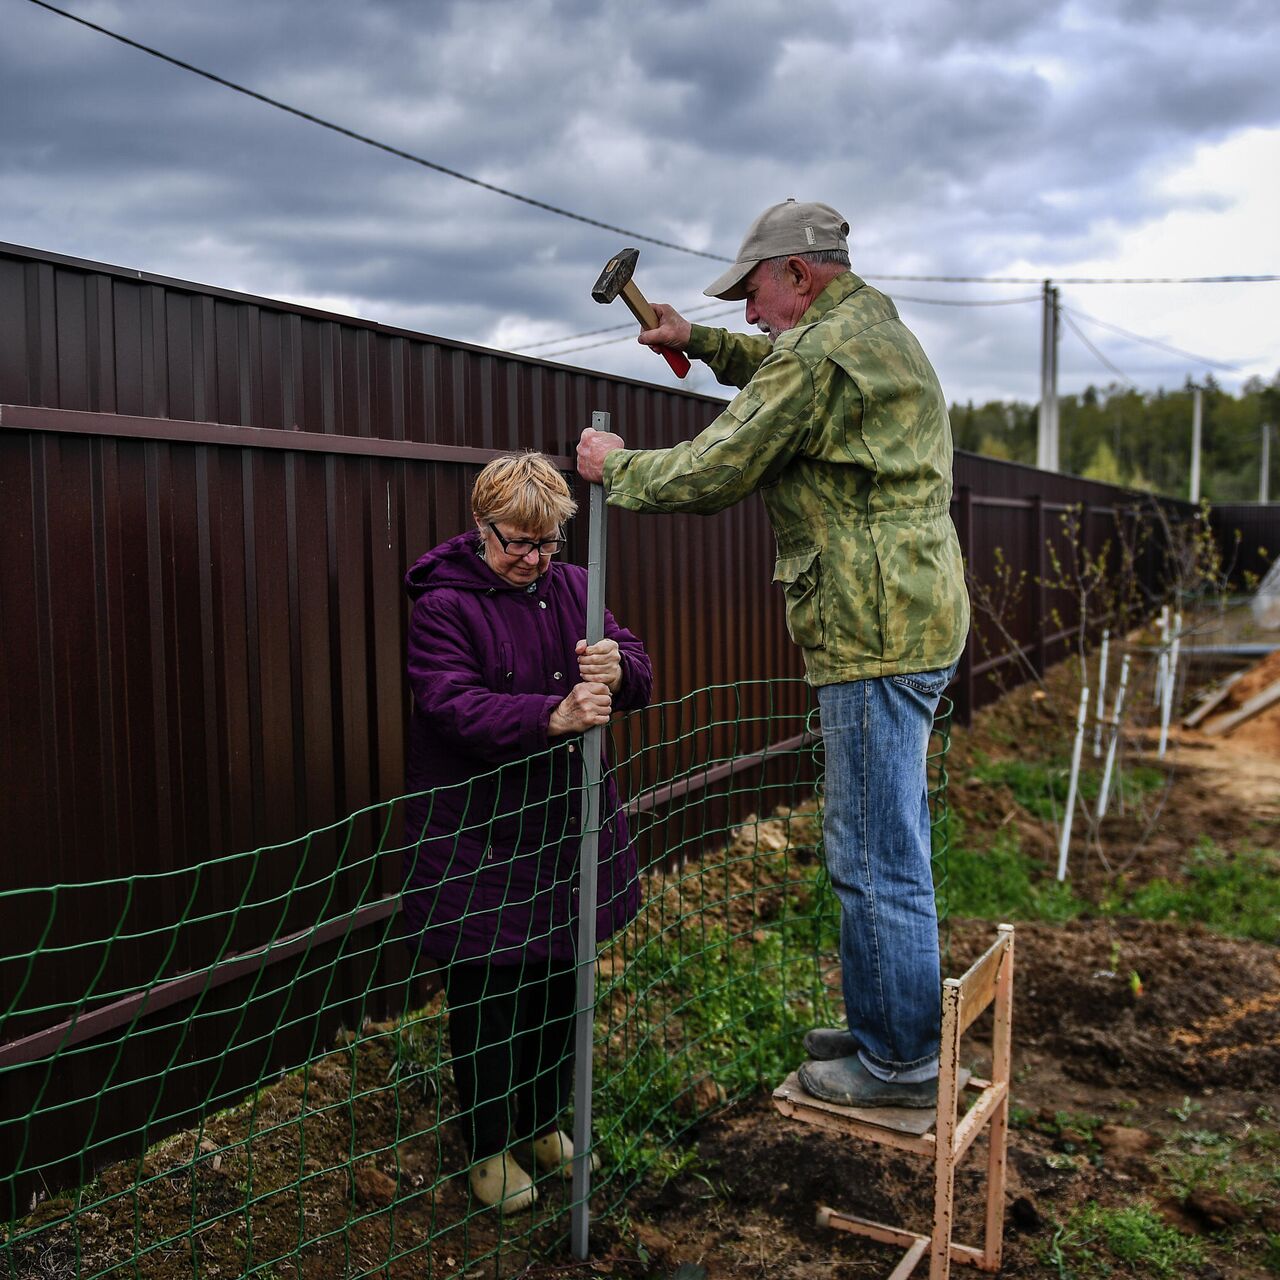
[630,646,1280,1280]
[5,644,1278,1279]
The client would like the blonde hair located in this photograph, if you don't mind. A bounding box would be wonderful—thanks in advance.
[471,452,577,531]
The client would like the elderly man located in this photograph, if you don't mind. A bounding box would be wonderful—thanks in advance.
[576,199,969,1108]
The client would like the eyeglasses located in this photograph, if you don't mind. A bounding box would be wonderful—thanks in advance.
[487,522,565,558]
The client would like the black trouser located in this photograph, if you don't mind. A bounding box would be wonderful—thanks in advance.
[442,957,577,1161]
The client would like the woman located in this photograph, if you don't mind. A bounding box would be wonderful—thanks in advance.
[402,452,652,1211]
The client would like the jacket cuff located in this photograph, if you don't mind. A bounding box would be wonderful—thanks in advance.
[602,448,630,492]
[526,694,563,748]
[685,323,721,361]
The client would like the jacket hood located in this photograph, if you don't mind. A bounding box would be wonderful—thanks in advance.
[405,529,554,600]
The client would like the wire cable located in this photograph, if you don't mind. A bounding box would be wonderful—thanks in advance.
[27,0,1280,288]
[514,301,736,352]
[25,0,730,263]
[869,272,1280,284]
[532,292,1041,358]
[1062,304,1240,371]
[1060,311,1137,388]
[893,292,1042,307]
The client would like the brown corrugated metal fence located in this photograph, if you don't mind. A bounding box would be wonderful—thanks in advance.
[1,242,1275,1207]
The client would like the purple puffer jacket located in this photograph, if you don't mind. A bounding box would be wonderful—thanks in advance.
[402,530,653,965]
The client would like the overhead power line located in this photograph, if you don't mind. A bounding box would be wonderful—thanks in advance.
[28,0,1280,288]
[870,273,1280,285]
[527,293,1042,360]
[894,292,1041,307]
[535,332,688,360]
[1060,311,1136,388]
[515,300,735,352]
[26,0,728,263]
[1062,304,1240,372]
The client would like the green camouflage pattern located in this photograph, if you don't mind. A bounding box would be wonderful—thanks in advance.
[603,272,970,685]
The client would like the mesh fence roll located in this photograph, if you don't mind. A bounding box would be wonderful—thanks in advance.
[1,681,951,1279]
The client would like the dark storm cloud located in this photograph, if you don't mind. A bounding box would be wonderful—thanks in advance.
[2,0,1277,403]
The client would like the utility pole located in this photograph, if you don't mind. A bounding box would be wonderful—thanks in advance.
[1189,384,1203,503]
[1037,280,1060,471]
[1262,422,1272,504]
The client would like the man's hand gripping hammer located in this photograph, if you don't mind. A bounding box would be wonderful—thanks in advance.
[591,248,690,378]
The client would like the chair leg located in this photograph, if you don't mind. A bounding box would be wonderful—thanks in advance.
[929,1147,956,1280]
[982,935,1014,1270]
[981,1094,1009,1270]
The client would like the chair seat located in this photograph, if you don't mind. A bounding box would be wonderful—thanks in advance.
[772,1069,972,1139]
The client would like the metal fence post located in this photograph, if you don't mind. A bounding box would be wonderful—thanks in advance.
[571,410,609,1260]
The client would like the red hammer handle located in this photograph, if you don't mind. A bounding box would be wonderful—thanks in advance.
[655,346,691,378]
[621,281,690,380]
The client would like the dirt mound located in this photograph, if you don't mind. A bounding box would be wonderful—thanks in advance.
[1207,646,1280,755]
[948,918,1280,1090]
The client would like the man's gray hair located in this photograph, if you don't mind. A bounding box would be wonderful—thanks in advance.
[767,248,851,274]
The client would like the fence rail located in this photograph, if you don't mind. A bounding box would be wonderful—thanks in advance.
[1,682,857,1269]
[3,241,1277,1232]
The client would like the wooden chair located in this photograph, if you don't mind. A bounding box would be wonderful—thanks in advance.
[773,923,1014,1279]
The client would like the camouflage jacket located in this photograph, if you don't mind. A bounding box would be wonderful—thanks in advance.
[602,271,970,686]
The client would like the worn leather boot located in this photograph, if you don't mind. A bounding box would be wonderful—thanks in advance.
[468,1152,537,1211]
[798,1055,938,1109]
[802,1027,860,1061]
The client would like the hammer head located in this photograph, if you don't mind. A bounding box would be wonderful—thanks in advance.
[591,247,639,304]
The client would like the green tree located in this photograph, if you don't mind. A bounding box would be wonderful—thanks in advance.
[1082,440,1124,484]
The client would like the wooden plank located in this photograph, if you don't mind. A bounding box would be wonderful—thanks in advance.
[773,1069,970,1140]
[1183,670,1244,728]
[955,925,1013,1038]
[1203,678,1280,736]
[952,1082,1008,1162]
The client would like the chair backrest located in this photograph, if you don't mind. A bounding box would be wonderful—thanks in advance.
[944,922,1014,1042]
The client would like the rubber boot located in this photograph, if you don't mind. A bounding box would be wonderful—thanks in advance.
[468,1152,537,1211]
[519,1130,600,1180]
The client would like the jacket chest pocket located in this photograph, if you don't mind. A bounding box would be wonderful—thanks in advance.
[773,548,826,649]
[492,641,515,690]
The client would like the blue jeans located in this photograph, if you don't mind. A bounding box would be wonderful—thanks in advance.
[816,664,955,1080]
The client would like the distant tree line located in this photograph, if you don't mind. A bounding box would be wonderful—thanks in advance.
[951,372,1280,501]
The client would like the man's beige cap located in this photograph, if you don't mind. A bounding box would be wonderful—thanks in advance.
[703,198,850,301]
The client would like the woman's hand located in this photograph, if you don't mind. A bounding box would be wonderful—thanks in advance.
[548,681,612,736]
[576,638,623,692]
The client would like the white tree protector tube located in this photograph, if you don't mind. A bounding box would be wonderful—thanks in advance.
[1157,611,1182,759]
[1093,629,1110,757]
[1058,683,1090,880]
[1153,605,1169,703]
[1097,654,1132,820]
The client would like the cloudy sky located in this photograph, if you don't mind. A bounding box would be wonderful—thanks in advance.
[4,0,1278,408]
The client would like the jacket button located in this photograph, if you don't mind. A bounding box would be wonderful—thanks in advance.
[567,743,576,753]
[539,601,547,610]
[553,671,563,681]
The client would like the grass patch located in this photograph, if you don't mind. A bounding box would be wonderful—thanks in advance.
[593,858,841,1180]
[934,812,1085,923]
[1106,839,1280,944]
[968,754,1164,825]
[1159,1120,1280,1208]
[1042,1202,1205,1277]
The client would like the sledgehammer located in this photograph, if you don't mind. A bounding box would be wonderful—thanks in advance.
[591,247,690,378]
